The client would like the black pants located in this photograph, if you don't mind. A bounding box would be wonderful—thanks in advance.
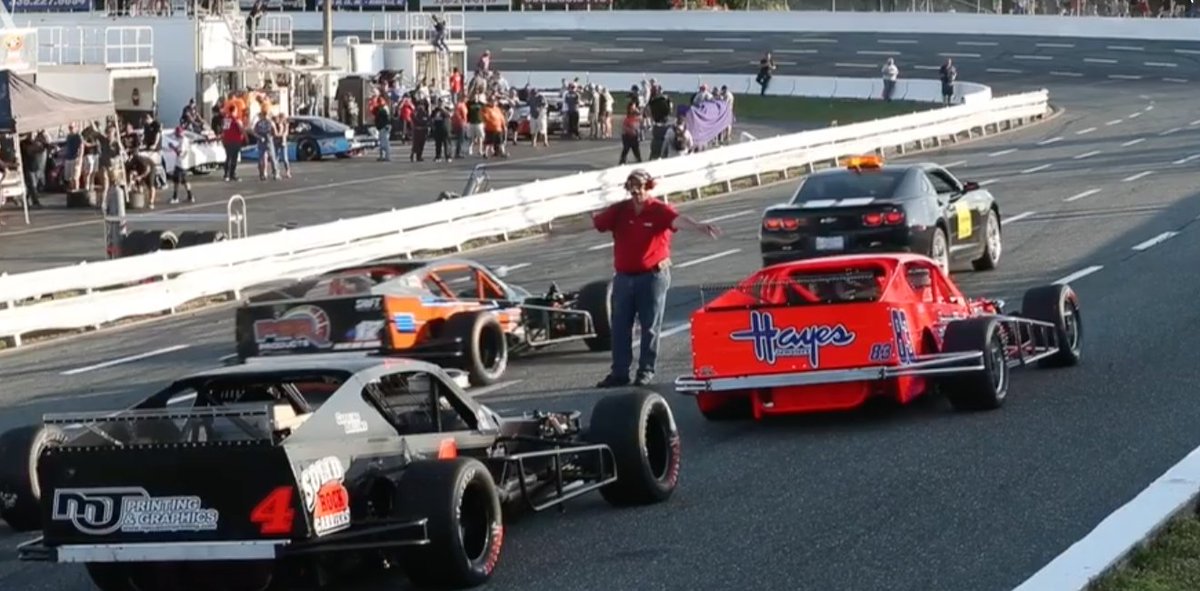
[649,126,668,160]
[222,140,241,179]
[433,133,450,160]
[411,129,427,161]
[567,111,580,138]
[758,76,771,96]
[619,135,642,164]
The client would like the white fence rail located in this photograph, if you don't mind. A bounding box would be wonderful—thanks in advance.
[0,89,1050,346]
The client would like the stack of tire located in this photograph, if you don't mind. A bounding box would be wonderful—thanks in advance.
[119,230,228,258]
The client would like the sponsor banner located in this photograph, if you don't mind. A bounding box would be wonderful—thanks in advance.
[298,457,352,536]
[420,0,512,8]
[521,0,610,5]
[51,487,220,536]
[6,0,90,12]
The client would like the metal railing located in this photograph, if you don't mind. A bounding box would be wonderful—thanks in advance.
[35,26,155,68]
[369,11,465,43]
[252,14,295,49]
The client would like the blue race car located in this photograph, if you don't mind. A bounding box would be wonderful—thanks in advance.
[241,116,378,162]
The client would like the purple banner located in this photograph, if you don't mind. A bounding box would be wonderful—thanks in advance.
[7,0,90,11]
[685,99,734,147]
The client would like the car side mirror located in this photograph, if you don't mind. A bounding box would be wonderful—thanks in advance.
[961,181,979,192]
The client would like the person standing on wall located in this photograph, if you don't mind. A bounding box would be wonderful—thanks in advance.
[881,58,899,102]
[591,170,722,387]
[756,52,776,96]
[246,0,266,49]
[939,58,957,106]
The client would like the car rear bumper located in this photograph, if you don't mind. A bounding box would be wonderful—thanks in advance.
[674,351,986,393]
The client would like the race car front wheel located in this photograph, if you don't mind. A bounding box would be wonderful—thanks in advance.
[941,317,1010,412]
[1021,284,1083,368]
[398,459,504,589]
[0,424,66,532]
[587,389,681,506]
[444,311,508,386]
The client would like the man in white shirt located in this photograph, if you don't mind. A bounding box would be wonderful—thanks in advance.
[881,58,899,102]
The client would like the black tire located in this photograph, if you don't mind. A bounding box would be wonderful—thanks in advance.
[587,389,681,506]
[442,311,508,386]
[929,225,950,273]
[699,396,752,421]
[84,564,135,591]
[176,230,228,249]
[1021,284,1083,368]
[940,317,1010,412]
[576,280,612,352]
[119,230,155,257]
[0,425,66,532]
[298,139,320,161]
[972,208,1002,271]
[398,459,503,589]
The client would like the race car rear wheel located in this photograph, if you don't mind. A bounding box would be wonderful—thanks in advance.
[298,139,320,161]
[577,279,613,352]
[0,425,66,532]
[398,459,503,589]
[443,311,508,386]
[972,208,1002,271]
[941,317,1010,412]
[587,389,681,506]
[1021,284,1083,368]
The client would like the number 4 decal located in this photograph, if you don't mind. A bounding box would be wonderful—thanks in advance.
[251,486,296,535]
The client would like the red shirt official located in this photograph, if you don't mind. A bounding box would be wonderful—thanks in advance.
[592,197,680,274]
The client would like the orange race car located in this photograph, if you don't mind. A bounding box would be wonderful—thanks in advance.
[233,257,612,386]
[674,254,1082,421]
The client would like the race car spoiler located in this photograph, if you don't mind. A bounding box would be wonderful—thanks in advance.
[18,517,430,563]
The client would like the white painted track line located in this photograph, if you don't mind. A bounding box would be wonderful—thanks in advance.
[1131,231,1178,251]
[498,262,532,274]
[61,345,191,376]
[943,160,968,167]
[676,249,742,269]
[1160,128,1182,136]
[1020,164,1052,174]
[588,242,614,251]
[1014,445,1200,591]
[1076,127,1096,135]
[702,210,754,224]
[1064,188,1101,202]
[1105,119,1123,126]
[632,322,692,349]
[1173,154,1200,165]
[1122,171,1154,182]
[616,36,662,42]
[1005,211,1036,224]
[1038,137,1063,146]
[1054,266,1103,285]
[1036,42,1074,48]
[988,148,1017,157]
[1120,138,1145,147]
[1073,150,1101,160]
[980,179,999,186]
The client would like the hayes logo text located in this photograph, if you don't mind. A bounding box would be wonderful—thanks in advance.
[730,311,855,367]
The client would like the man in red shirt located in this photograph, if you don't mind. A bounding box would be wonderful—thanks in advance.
[591,169,720,387]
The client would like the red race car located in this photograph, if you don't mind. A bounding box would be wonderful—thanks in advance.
[675,254,1082,420]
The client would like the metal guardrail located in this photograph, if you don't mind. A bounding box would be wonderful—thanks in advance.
[35,26,154,68]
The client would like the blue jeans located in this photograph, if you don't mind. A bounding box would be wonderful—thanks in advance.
[610,268,671,378]
[379,125,392,160]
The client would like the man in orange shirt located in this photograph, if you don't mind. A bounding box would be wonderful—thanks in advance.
[449,68,464,103]
[481,99,506,159]
[452,99,468,159]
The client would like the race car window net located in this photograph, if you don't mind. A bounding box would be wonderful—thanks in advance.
[790,169,905,203]
[701,269,886,309]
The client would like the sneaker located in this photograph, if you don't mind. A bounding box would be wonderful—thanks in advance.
[596,374,630,388]
[633,371,655,386]
[169,197,179,204]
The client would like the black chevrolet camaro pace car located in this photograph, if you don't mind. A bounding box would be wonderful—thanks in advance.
[0,356,681,590]
[758,155,1003,272]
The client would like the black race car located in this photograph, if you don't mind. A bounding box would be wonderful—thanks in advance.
[1,356,681,590]
[232,257,612,387]
[759,155,1002,272]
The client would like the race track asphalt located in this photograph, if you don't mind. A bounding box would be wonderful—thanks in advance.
[3,31,1200,591]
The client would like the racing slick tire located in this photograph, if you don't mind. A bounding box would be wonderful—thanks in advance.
[971,208,1002,271]
[576,279,613,352]
[1021,284,1083,368]
[587,389,681,506]
[443,311,508,387]
[940,317,1010,412]
[397,458,504,589]
[0,425,67,532]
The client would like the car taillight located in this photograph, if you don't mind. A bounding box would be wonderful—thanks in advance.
[862,210,905,227]
[763,217,800,231]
